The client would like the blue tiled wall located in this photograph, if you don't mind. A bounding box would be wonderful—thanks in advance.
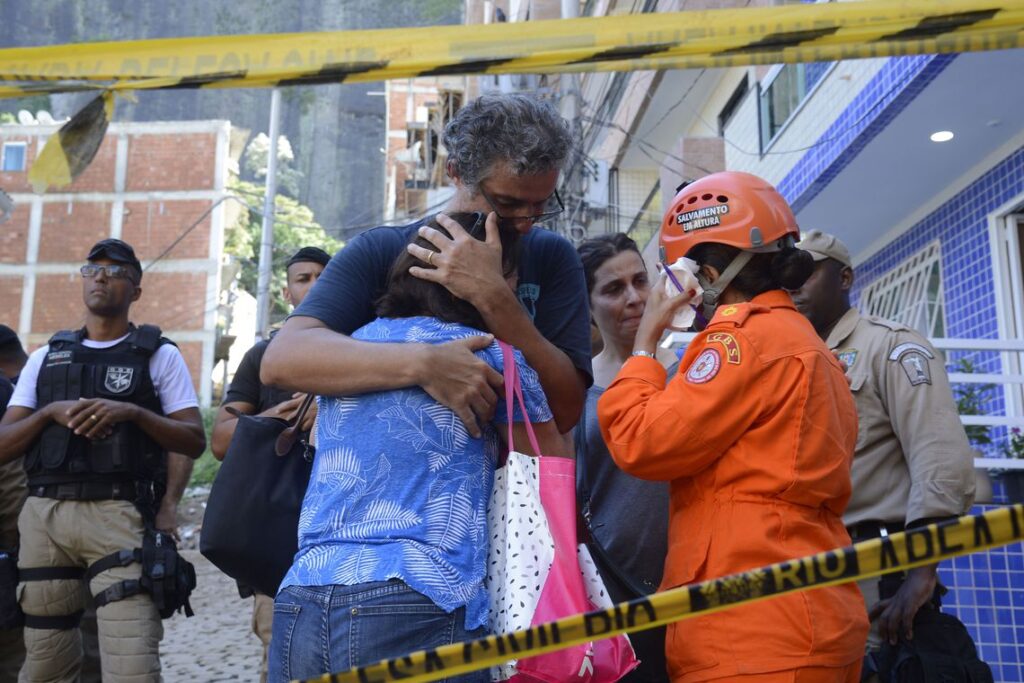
[848,147,1024,678]
[778,54,957,215]
[772,45,1024,676]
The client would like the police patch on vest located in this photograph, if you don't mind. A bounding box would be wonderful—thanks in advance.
[103,366,134,393]
[686,348,721,384]
[46,350,72,365]
[899,352,932,386]
[676,204,729,233]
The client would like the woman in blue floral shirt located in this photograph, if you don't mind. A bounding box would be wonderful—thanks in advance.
[269,213,562,683]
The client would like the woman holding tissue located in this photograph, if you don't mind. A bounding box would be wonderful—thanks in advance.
[598,172,868,683]
[576,233,674,683]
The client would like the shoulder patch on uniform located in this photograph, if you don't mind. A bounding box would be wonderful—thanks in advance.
[686,348,721,384]
[888,342,935,362]
[706,332,741,364]
[720,306,739,317]
[836,348,858,369]
[898,352,932,386]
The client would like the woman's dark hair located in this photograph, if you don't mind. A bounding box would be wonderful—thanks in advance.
[688,242,814,298]
[577,233,643,295]
[376,212,520,331]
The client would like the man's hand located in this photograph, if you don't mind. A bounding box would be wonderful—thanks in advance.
[415,335,503,439]
[407,212,508,309]
[45,400,84,429]
[260,395,304,422]
[869,565,938,644]
[65,398,139,440]
[154,497,181,543]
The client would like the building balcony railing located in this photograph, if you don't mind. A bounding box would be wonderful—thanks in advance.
[662,332,1024,470]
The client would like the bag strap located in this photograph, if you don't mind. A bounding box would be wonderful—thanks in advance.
[498,341,541,456]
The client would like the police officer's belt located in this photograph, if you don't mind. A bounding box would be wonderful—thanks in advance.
[847,519,905,542]
[28,480,156,502]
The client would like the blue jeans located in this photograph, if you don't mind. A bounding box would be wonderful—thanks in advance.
[268,579,489,683]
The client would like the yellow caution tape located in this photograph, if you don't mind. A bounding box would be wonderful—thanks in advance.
[297,504,1024,683]
[0,0,1021,98]
[27,92,114,193]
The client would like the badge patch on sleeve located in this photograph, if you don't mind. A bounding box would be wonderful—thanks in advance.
[899,352,932,386]
[706,332,741,364]
[686,348,721,384]
[888,342,935,361]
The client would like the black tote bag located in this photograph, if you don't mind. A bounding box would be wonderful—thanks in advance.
[200,394,315,596]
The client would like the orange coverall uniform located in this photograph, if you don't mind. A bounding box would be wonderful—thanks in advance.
[598,290,868,683]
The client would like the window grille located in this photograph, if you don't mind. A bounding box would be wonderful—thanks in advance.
[860,241,946,338]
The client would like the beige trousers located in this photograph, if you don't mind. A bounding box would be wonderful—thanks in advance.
[17,497,162,683]
[0,460,27,682]
[252,593,274,683]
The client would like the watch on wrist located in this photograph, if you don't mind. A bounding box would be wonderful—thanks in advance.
[631,350,656,359]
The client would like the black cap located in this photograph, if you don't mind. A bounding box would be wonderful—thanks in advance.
[286,246,331,270]
[87,238,142,277]
[0,324,19,349]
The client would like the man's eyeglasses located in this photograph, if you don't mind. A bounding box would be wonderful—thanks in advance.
[80,264,137,281]
[478,187,564,226]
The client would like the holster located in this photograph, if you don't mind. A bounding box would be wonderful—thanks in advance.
[0,548,22,629]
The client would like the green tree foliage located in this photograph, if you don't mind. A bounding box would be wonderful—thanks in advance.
[225,178,343,321]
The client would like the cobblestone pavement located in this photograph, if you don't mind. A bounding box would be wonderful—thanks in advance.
[162,549,262,681]
[162,489,262,681]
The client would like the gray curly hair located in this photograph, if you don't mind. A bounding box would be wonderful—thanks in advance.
[443,93,574,190]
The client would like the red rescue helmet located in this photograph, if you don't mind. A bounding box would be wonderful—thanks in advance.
[660,171,799,264]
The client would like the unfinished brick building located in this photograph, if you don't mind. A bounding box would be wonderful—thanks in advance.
[0,120,231,407]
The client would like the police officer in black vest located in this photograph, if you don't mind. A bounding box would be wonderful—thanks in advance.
[0,239,206,683]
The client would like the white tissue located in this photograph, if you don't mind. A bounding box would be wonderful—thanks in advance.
[662,257,703,331]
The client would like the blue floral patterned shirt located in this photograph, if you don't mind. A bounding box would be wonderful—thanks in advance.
[279,317,552,630]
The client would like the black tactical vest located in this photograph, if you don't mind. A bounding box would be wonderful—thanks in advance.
[25,325,170,493]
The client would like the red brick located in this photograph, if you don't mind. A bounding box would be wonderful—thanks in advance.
[121,200,212,261]
[132,272,209,332]
[38,201,111,263]
[0,276,22,326]
[65,134,117,193]
[0,204,30,264]
[126,133,217,192]
[31,273,85,332]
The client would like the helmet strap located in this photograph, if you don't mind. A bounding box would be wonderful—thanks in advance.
[698,250,754,319]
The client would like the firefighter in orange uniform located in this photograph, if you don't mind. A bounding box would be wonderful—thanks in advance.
[598,172,868,683]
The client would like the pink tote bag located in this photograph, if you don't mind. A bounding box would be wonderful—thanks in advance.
[487,342,638,683]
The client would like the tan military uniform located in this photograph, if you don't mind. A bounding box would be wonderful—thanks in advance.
[826,308,975,528]
[827,308,975,651]
[0,459,27,683]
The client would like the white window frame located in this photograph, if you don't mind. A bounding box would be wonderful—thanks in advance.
[1,141,27,172]
[860,240,946,339]
[988,196,1024,420]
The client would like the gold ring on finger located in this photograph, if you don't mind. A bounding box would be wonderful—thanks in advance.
[427,251,435,266]
[90,414,99,421]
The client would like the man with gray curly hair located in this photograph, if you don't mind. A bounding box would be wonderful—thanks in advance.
[263,92,591,436]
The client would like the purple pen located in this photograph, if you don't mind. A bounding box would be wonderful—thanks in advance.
[661,260,689,295]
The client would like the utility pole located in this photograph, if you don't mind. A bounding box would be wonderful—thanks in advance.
[255,88,282,341]
[560,0,584,243]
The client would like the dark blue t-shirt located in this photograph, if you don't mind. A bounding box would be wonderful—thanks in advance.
[293,222,593,384]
